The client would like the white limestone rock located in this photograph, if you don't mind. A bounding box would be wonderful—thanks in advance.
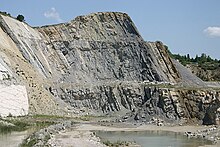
[0,85,28,117]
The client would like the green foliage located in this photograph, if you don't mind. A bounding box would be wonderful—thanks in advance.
[32,114,64,119]
[103,140,130,146]
[21,134,50,147]
[166,46,220,69]
[0,120,29,134]
[21,136,38,147]
[16,14,25,22]
[0,11,11,16]
[171,54,190,66]
[0,11,26,23]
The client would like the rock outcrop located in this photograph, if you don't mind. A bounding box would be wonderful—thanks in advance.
[52,81,220,125]
[0,12,219,124]
[188,64,220,81]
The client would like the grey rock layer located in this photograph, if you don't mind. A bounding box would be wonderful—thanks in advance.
[36,12,180,84]
[51,82,220,125]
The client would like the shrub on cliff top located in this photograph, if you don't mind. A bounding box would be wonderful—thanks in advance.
[16,14,25,22]
[0,11,11,17]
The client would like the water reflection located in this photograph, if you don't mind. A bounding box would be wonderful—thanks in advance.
[0,131,28,147]
[96,130,213,147]
[0,126,39,147]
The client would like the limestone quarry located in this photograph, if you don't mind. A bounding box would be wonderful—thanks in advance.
[0,12,219,127]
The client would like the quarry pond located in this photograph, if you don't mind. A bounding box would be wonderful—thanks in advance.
[95,130,213,147]
[0,131,28,147]
[0,129,214,147]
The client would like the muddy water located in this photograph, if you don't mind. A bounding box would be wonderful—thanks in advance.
[96,130,213,147]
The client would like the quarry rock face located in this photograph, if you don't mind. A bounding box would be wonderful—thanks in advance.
[37,12,180,84]
[52,82,220,125]
[0,12,219,124]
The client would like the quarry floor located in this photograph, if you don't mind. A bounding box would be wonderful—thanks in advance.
[2,116,219,147]
[47,122,220,147]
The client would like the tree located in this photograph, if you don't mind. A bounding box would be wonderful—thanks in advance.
[187,54,190,60]
[199,53,207,64]
[192,55,198,62]
[207,55,212,62]
[16,14,25,22]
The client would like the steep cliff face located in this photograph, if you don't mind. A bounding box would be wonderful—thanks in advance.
[1,12,180,85]
[0,12,219,124]
[35,12,180,84]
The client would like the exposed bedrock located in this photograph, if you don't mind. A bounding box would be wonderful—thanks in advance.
[0,12,180,115]
[36,12,180,83]
[49,82,220,125]
[0,12,219,124]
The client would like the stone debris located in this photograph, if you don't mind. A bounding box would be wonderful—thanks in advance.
[24,121,72,147]
[184,126,220,144]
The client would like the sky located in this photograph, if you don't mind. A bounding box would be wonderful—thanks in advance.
[1,0,220,59]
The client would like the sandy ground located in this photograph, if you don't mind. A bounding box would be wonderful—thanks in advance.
[47,129,105,147]
[76,123,209,133]
[47,123,220,147]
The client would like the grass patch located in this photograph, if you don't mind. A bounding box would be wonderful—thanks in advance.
[20,137,38,147]
[1,115,71,147]
[0,115,58,134]
[31,114,66,119]
[32,120,54,129]
[20,134,51,147]
[0,119,29,134]
[75,114,106,122]
[78,115,92,121]
[103,140,131,146]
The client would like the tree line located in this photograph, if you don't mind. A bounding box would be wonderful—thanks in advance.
[164,45,220,70]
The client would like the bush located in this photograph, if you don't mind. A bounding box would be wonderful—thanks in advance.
[0,11,11,16]
[16,14,25,22]
[0,120,29,133]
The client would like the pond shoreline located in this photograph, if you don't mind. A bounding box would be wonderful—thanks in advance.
[47,122,220,147]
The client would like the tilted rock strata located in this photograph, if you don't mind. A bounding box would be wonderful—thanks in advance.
[0,17,69,116]
[36,12,180,83]
[147,42,180,83]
